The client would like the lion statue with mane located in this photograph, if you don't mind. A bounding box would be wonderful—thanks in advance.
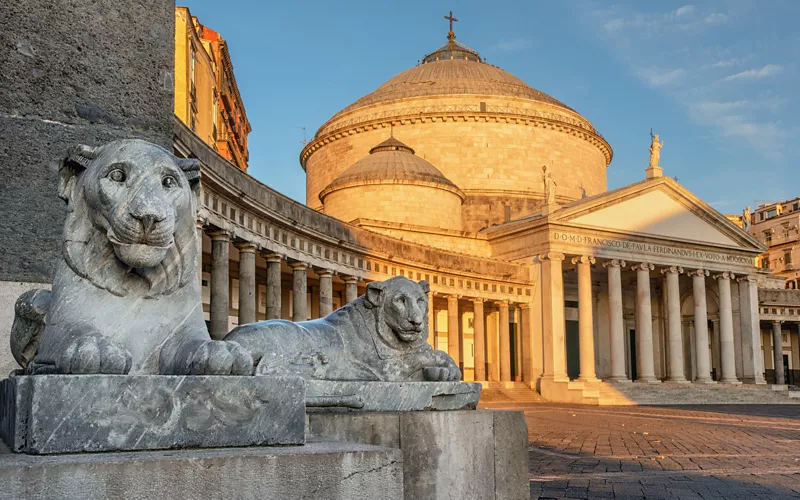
[225,276,461,382]
[11,139,252,376]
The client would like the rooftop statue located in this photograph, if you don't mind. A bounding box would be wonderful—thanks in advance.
[226,276,462,382]
[742,206,751,232]
[649,131,663,168]
[542,165,557,205]
[10,139,253,376]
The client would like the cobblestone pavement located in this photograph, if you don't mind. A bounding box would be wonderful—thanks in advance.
[526,404,800,499]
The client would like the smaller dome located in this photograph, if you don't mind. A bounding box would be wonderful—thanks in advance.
[319,137,464,201]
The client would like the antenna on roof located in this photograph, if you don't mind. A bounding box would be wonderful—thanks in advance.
[298,126,307,146]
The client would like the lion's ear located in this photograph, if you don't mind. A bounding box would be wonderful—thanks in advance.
[365,281,385,308]
[176,158,201,197]
[418,280,430,294]
[58,144,98,203]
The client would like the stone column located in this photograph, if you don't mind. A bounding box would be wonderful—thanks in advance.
[572,256,598,382]
[714,272,740,384]
[487,309,500,381]
[632,263,658,383]
[499,300,511,381]
[290,262,308,322]
[689,269,713,383]
[772,320,785,385]
[662,266,687,382]
[427,291,436,347]
[446,295,461,369]
[519,303,532,383]
[234,242,257,326]
[264,253,282,320]
[344,277,359,304]
[737,276,766,384]
[318,269,334,317]
[472,298,486,381]
[537,253,568,382]
[604,260,628,382]
[209,231,230,340]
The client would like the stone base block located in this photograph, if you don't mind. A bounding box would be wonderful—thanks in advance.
[0,375,305,454]
[309,410,528,499]
[0,438,402,500]
[306,381,481,412]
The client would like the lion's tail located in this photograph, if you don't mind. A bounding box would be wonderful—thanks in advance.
[10,289,51,373]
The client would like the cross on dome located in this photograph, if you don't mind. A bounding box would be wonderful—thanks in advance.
[444,10,458,41]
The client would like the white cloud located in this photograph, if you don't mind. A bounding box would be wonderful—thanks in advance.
[637,67,686,87]
[675,5,695,17]
[704,13,728,25]
[709,58,740,68]
[724,64,782,81]
[603,18,625,33]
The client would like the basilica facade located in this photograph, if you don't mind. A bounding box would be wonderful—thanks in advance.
[182,30,792,403]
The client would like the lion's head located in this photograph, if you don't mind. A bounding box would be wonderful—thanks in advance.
[58,139,201,297]
[364,277,430,354]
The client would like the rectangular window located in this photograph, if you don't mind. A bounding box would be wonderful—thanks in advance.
[786,252,792,265]
[764,231,772,244]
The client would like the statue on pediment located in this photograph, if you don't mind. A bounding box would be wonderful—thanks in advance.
[649,130,663,168]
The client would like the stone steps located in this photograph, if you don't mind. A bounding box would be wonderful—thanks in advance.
[480,380,800,407]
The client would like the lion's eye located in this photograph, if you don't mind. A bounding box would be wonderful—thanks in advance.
[162,176,178,189]
[107,169,126,183]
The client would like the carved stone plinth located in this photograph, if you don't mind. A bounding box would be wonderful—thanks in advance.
[305,381,482,412]
[0,375,305,454]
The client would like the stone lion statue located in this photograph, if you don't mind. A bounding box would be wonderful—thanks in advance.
[225,276,461,382]
[10,139,252,376]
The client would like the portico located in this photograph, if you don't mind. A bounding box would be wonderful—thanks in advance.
[486,177,767,401]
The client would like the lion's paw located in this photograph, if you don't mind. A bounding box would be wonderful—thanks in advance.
[59,335,132,374]
[188,341,253,375]
[423,363,462,382]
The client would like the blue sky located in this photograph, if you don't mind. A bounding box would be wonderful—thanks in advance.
[182,0,798,214]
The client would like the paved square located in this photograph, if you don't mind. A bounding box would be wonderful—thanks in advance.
[526,404,800,499]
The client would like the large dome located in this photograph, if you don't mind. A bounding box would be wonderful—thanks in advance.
[301,31,612,231]
[334,56,578,121]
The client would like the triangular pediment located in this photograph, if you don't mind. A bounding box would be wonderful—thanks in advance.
[553,178,764,252]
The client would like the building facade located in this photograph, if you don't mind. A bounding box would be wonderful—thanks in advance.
[172,27,800,403]
[174,6,251,171]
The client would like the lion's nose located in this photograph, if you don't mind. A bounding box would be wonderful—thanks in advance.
[409,317,423,329]
[132,212,166,234]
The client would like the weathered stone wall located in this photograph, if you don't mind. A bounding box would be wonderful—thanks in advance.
[323,184,463,231]
[0,0,175,284]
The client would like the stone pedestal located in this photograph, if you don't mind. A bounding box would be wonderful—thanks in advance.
[0,375,305,454]
[309,410,528,500]
[0,438,402,500]
[305,381,481,412]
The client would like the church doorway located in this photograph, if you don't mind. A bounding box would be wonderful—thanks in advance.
[566,320,580,380]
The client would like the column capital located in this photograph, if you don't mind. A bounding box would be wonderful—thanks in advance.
[571,255,596,265]
[736,274,757,283]
[712,271,736,281]
[687,268,710,278]
[495,299,510,307]
[772,319,784,325]
[289,261,308,271]
[603,259,626,269]
[445,294,461,301]
[315,268,334,278]
[234,241,257,253]
[534,252,565,263]
[518,303,531,310]
[469,297,485,304]
[631,262,654,272]
[195,219,207,230]
[660,265,684,275]
[262,252,283,263]
[342,276,359,285]
[208,230,231,242]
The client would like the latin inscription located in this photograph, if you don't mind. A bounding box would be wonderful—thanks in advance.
[552,232,753,265]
